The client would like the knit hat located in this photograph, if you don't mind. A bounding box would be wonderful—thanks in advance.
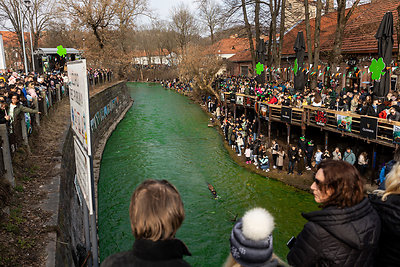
[229,208,275,267]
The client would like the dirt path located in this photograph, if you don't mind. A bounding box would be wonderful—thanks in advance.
[0,98,70,266]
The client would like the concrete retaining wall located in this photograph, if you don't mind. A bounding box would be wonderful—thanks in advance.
[55,82,132,266]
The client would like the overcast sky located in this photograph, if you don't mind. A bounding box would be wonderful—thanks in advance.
[139,0,199,24]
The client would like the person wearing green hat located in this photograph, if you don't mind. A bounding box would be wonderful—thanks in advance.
[306,141,314,170]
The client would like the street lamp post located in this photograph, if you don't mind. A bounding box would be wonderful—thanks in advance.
[18,0,28,74]
[24,0,35,72]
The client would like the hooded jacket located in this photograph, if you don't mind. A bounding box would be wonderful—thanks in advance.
[287,198,380,267]
[369,193,400,267]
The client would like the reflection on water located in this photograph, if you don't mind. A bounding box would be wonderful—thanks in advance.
[98,83,318,266]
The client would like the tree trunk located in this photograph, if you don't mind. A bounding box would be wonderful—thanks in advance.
[267,20,273,67]
[397,5,400,62]
[92,26,104,49]
[304,0,313,66]
[241,0,256,71]
[271,0,281,67]
[277,0,286,68]
[210,26,215,44]
[311,0,322,89]
[255,0,261,59]
[330,0,361,69]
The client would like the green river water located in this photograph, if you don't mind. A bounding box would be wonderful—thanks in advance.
[98,82,318,266]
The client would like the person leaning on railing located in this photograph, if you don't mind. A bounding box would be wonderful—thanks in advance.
[7,94,41,126]
[387,107,400,122]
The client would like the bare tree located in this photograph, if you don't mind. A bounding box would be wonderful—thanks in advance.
[276,0,286,68]
[196,0,222,44]
[170,3,197,53]
[268,0,281,67]
[311,0,323,89]
[179,45,223,100]
[26,0,56,50]
[330,0,361,68]
[0,0,53,69]
[62,0,116,49]
[241,0,256,69]
[304,0,313,66]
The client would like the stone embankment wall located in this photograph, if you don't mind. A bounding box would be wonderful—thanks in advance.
[56,82,132,266]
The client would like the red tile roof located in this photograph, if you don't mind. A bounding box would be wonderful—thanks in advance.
[0,31,30,48]
[210,37,253,55]
[228,49,252,62]
[282,0,400,56]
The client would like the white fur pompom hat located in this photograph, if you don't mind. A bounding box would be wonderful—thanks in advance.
[229,208,275,267]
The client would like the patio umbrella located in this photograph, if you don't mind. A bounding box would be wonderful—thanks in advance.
[374,11,393,97]
[294,31,306,91]
[256,39,266,85]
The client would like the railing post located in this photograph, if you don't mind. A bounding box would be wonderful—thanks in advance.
[56,84,61,102]
[287,123,291,145]
[47,87,53,107]
[20,117,29,147]
[325,131,329,150]
[41,91,48,116]
[33,97,40,127]
[0,124,14,187]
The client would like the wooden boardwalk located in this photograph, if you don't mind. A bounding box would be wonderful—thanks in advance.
[222,92,400,149]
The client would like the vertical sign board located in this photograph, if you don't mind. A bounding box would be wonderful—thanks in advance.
[68,59,93,213]
[281,107,292,123]
[360,117,378,139]
[68,59,99,266]
[68,59,92,155]
[0,34,6,70]
[73,137,93,214]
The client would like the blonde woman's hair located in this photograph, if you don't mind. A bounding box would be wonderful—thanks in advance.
[382,162,400,201]
[129,179,185,241]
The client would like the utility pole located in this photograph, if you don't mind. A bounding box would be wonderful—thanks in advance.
[24,0,35,72]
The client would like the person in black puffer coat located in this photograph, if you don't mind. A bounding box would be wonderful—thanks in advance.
[287,160,380,267]
[369,162,400,267]
[101,179,191,267]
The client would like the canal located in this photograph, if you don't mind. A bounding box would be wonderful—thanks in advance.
[98,82,318,266]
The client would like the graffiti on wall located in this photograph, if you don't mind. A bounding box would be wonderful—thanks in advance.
[90,96,120,132]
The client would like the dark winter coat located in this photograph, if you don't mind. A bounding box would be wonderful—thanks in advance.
[359,104,377,117]
[298,139,307,152]
[306,144,314,159]
[288,148,298,163]
[0,108,7,124]
[297,153,306,173]
[101,239,191,267]
[369,193,400,267]
[287,198,381,267]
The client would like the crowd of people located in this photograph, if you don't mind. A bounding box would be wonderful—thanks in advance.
[0,71,66,131]
[0,68,113,149]
[88,68,113,86]
[161,79,193,93]
[102,157,400,266]
[216,76,400,122]
[214,100,371,178]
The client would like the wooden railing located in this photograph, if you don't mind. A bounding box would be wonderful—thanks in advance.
[222,92,400,148]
